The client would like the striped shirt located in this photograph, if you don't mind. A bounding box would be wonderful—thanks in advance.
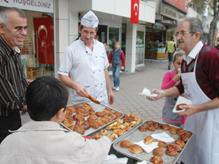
[0,36,28,116]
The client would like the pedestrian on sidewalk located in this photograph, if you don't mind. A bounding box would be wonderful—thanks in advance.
[161,51,185,126]
[166,37,176,70]
[108,41,125,91]
[58,11,114,105]
[0,76,111,164]
[0,8,28,143]
[148,17,219,164]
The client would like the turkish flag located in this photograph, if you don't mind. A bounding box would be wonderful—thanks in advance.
[130,0,140,24]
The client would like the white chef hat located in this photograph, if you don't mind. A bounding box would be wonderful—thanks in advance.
[81,10,99,28]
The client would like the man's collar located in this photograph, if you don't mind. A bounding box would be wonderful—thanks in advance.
[187,41,203,59]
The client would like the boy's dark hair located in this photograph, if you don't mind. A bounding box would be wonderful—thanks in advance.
[26,76,69,121]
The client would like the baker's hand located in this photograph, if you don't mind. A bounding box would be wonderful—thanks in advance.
[147,89,165,101]
[177,104,200,116]
[75,85,89,98]
[108,90,114,105]
[20,105,27,114]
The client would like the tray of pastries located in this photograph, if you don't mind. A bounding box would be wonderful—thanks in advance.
[61,102,123,136]
[113,120,192,164]
[90,114,143,142]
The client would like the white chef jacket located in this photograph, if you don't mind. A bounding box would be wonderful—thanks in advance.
[58,39,109,105]
[0,121,111,164]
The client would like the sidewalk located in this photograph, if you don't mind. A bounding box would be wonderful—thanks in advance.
[110,60,168,122]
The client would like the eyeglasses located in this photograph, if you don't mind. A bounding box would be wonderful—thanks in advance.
[175,31,193,37]
[15,26,28,33]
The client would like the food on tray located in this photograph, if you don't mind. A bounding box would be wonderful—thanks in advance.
[73,125,85,135]
[62,103,122,135]
[100,129,108,136]
[166,144,179,156]
[158,141,167,148]
[114,120,192,163]
[160,124,170,130]
[150,155,164,164]
[138,120,161,132]
[119,139,133,148]
[93,133,101,140]
[144,136,153,144]
[180,132,192,142]
[128,144,144,154]
[108,133,119,140]
[169,127,178,135]
[175,139,185,150]
[153,147,165,156]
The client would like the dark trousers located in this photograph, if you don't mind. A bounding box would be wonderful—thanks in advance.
[0,110,21,143]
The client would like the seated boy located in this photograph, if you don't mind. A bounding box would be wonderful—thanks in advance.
[0,76,111,164]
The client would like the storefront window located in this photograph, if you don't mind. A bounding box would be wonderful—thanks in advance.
[19,10,54,80]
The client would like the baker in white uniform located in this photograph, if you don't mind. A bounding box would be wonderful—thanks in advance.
[147,17,219,164]
[58,11,113,105]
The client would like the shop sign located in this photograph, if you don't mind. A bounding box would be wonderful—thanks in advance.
[160,3,185,20]
[130,0,139,24]
[163,0,187,13]
[0,0,54,13]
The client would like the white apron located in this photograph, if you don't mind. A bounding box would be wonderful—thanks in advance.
[180,55,219,164]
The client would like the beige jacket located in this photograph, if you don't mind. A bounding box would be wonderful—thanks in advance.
[0,121,111,164]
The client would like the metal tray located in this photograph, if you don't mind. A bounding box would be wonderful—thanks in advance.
[62,102,124,136]
[113,120,192,163]
[89,115,144,143]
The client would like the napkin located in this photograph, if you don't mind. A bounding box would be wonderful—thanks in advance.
[135,140,158,153]
[151,132,175,143]
[172,96,192,113]
[139,88,157,97]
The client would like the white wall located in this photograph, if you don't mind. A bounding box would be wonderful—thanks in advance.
[92,0,155,23]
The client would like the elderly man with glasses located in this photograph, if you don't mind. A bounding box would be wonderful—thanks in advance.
[147,17,219,164]
[0,8,28,143]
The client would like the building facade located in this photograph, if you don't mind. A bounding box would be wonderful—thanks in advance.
[0,0,156,79]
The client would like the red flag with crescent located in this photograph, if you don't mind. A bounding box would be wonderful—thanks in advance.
[130,0,139,24]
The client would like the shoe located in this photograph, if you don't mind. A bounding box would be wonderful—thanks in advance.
[112,86,117,90]
[115,87,120,91]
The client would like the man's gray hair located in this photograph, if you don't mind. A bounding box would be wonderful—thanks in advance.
[178,17,203,40]
[0,7,26,25]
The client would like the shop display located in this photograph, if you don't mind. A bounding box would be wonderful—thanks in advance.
[113,120,192,164]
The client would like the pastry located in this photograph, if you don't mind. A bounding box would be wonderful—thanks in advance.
[119,139,133,148]
[153,147,165,156]
[96,111,105,117]
[158,141,167,148]
[166,144,179,156]
[94,133,101,140]
[113,129,125,136]
[108,133,118,141]
[150,155,164,164]
[63,119,74,128]
[100,129,108,135]
[175,139,185,150]
[144,136,153,144]
[169,127,177,135]
[160,124,170,130]
[73,125,85,135]
[128,144,144,154]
